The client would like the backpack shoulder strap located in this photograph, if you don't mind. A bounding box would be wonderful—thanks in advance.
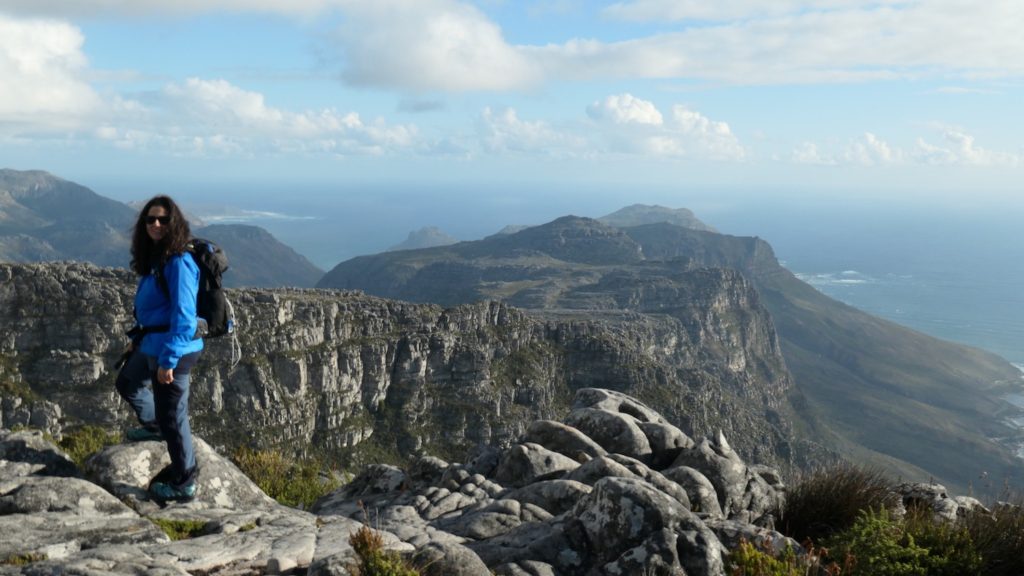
[154,245,200,298]
[154,262,170,299]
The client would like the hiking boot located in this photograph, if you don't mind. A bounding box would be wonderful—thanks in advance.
[125,427,162,442]
[149,481,197,503]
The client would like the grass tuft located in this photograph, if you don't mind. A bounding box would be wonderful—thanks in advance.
[1,552,47,566]
[148,517,209,540]
[961,494,1024,576]
[348,525,421,576]
[778,463,898,543]
[231,446,341,509]
[57,425,121,467]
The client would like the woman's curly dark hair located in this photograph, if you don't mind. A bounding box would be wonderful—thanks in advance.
[130,195,192,276]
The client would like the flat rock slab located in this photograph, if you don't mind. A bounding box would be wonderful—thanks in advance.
[86,437,276,514]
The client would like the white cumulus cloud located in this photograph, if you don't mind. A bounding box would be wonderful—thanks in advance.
[0,15,102,128]
[587,95,744,160]
[669,106,745,160]
[478,107,584,155]
[333,0,539,92]
[0,0,344,17]
[86,77,418,156]
[587,94,663,125]
[915,129,1021,167]
[159,78,418,154]
[843,132,902,165]
[602,0,904,22]
[791,141,836,165]
[535,2,1024,86]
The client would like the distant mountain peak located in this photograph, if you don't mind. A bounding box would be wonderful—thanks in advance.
[387,226,459,252]
[598,204,717,233]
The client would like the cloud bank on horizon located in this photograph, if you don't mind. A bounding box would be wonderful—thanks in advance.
[0,0,1022,189]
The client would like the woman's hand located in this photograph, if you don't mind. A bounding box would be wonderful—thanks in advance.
[157,367,174,385]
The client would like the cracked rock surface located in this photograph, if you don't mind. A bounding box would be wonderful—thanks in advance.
[4,387,793,575]
[4,386,982,575]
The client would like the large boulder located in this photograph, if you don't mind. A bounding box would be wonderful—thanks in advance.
[85,437,277,513]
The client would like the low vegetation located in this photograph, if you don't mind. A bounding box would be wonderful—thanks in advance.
[728,539,846,576]
[348,525,420,576]
[778,463,898,543]
[231,446,341,509]
[1,553,48,566]
[733,464,1024,576]
[56,425,121,467]
[149,518,209,541]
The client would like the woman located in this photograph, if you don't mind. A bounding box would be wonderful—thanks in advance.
[115,195,203,503]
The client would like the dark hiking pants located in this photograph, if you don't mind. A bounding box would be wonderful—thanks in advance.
[115,349,201,488]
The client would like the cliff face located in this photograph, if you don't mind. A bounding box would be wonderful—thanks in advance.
[0,262,812,473]
[313,216,1024,491]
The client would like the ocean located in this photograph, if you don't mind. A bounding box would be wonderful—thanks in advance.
[707,201,1024,367]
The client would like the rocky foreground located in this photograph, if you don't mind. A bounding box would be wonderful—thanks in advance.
[2,388,976,575]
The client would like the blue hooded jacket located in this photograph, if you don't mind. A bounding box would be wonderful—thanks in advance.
[135,253,204,369]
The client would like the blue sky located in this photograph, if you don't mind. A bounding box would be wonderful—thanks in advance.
[1,0,1023,211]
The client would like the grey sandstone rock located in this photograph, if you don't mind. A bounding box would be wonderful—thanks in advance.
[505,479,592,516]
[573,388,670,424]
[408,455,449,487]
[0,475,132,517]
[19,545,190,576]
[571,476,691,554]
[705,518,797,557]
[894,482,961,522]
[416,540,491,576]
[338,464,407,498]
[493,443,580,488]
[672,431,749,518]
[522,419,606,461]
[563,455,691,511]
[144,506,318,575]
[0,385,827,576]
[0,430,78,479]
[601,528,683,576]
[563,408,652,464]
[638,420,695,469]
[492,560,558,576]
[662,465,723,518]
[85,437,276,513]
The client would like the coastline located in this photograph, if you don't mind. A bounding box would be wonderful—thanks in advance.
[1005,364,1024,459]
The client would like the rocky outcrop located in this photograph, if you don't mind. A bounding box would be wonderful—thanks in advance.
[0,261,815,475]
[312,387,791,576]
[1,388,794,575]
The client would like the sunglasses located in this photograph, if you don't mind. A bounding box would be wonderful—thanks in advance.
[146,215,171,225]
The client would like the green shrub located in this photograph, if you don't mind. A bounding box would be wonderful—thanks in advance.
[57,425,121,467]
[231,446,341,509]
[824,507,982,576]
[962,496,1024,576]
[148,518,209,540]
[348,525,420,576]
[778,463,898,543]
[900,505,982,576]
[825,508,930,576]
[727,538,843,576]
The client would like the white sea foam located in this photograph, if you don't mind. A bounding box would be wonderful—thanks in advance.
[200,209,318,223]
[795,271,874,286]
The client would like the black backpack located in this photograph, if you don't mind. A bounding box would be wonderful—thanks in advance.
[156,238,234,338]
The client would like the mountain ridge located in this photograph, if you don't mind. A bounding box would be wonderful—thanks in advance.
[0,169,323,287]
[316,213,1024,492]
